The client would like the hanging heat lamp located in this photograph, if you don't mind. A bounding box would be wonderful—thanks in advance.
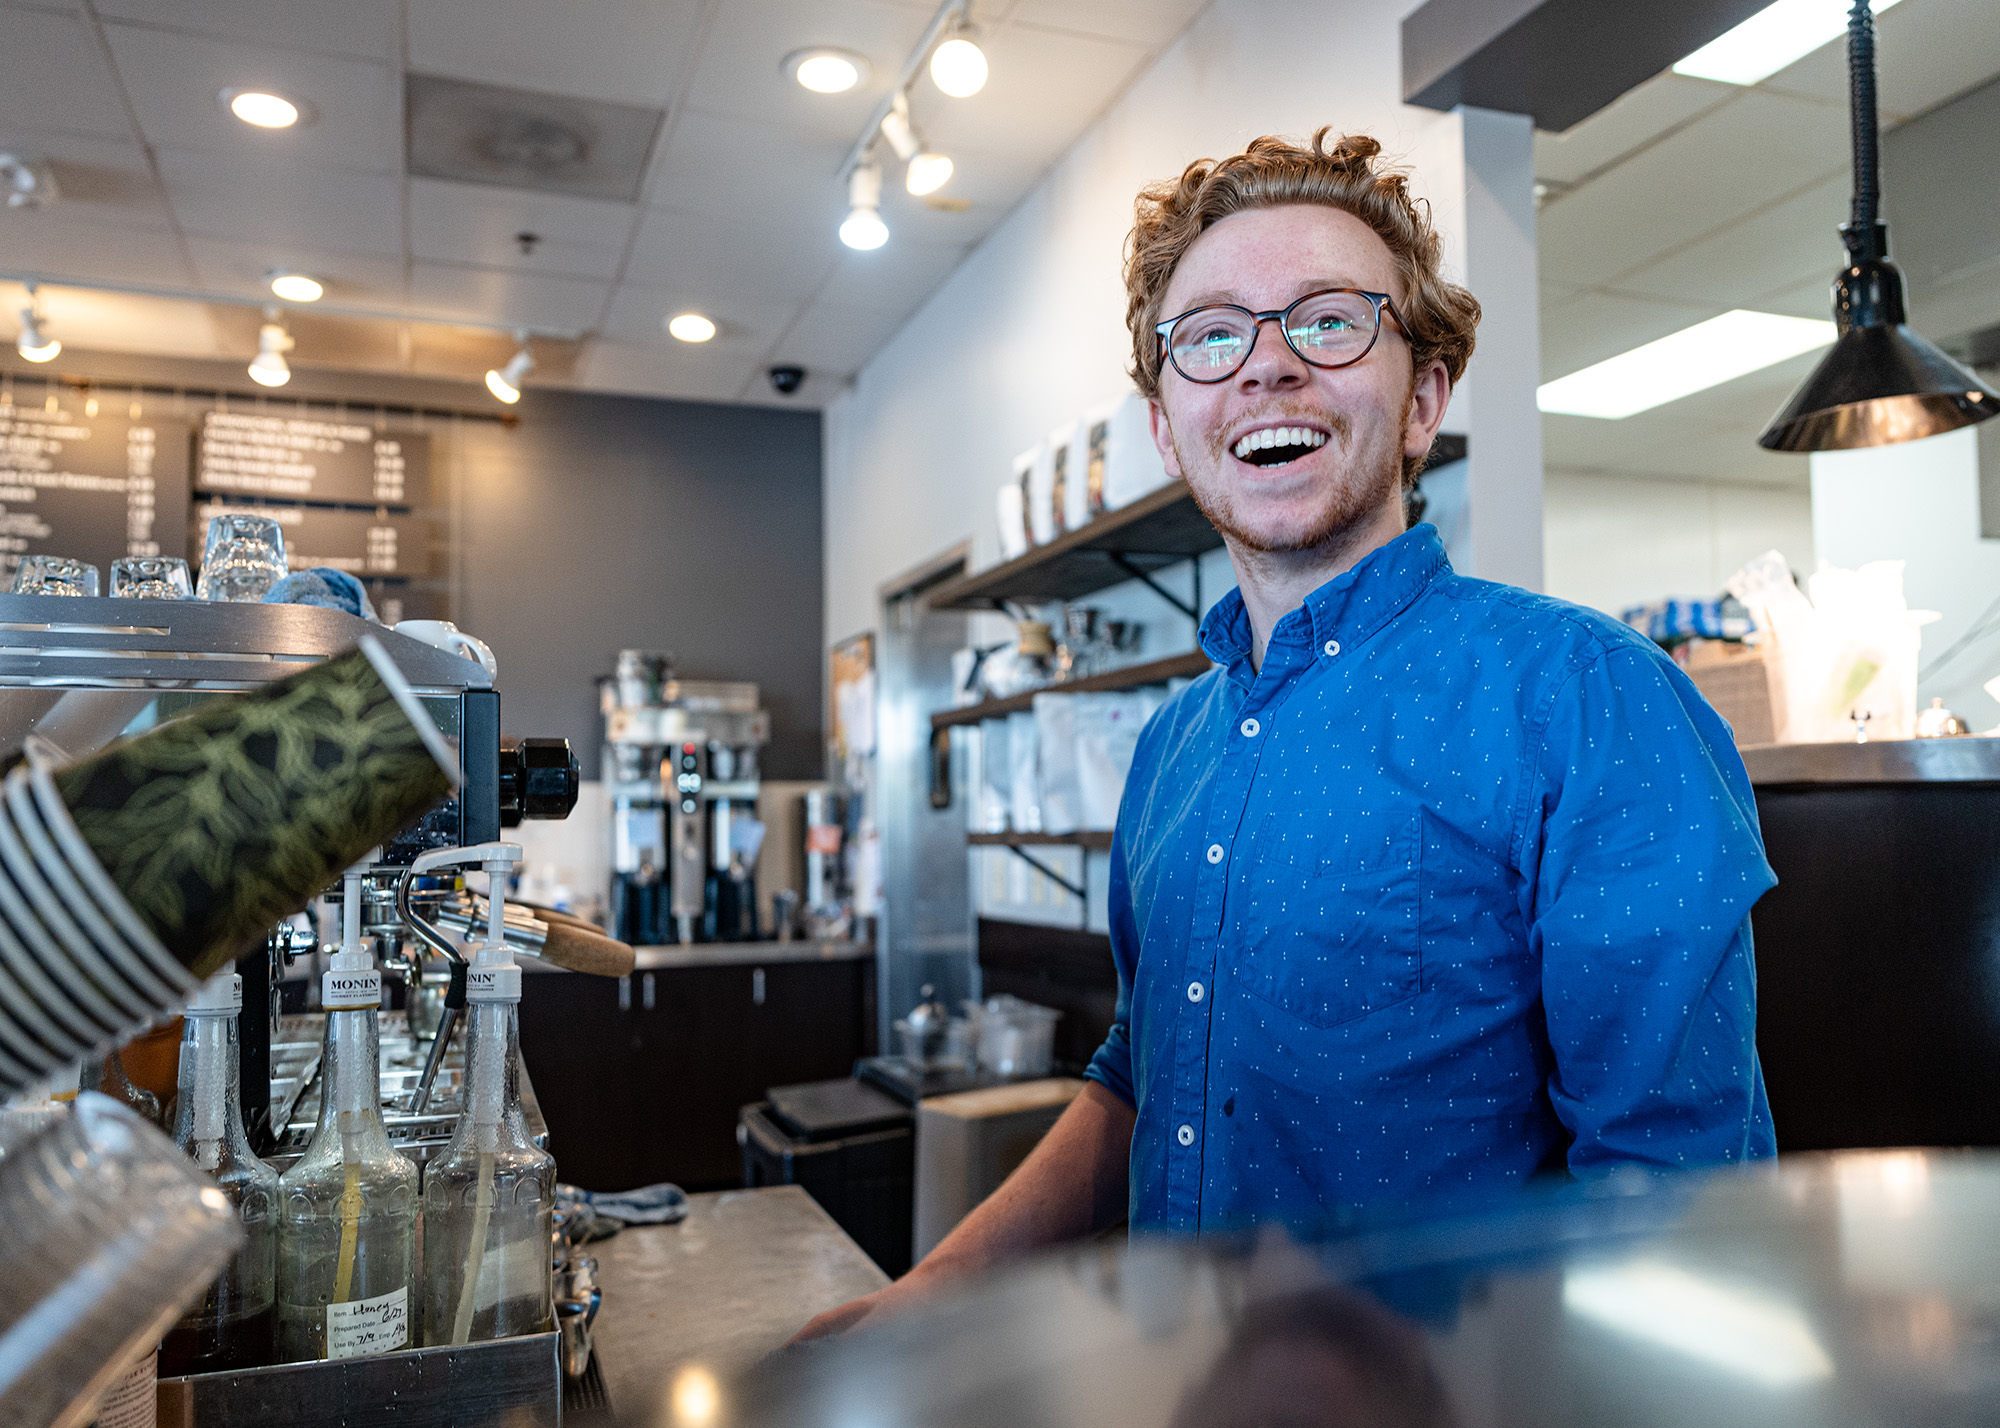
[1758,0,1999,452]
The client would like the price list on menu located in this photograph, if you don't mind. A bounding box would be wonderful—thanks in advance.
[0,399,191,580]
[194,411,431,506]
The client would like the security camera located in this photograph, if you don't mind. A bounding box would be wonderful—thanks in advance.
[768,365,806,396]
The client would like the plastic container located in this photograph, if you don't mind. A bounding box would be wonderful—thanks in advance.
[975,995,1062,1079]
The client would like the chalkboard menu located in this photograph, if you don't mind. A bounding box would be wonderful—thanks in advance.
[191,500,436,579]
[194,411,430,505]
[0,399,191,581]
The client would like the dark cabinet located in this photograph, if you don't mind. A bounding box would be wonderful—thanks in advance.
[518,952,876,1192]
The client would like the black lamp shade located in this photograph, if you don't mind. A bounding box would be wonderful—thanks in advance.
[1758,321,2000,453]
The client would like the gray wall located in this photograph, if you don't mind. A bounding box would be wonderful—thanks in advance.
[453,387,823,779]
[0,349,824,777]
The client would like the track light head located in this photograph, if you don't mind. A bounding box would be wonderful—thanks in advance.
[485,337,534,404]
[16,304,59,363]
[930,31,987,98]
[247,316,292,387]
[841,165,888,250]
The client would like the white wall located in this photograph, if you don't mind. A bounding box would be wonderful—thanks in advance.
[1543,470,1815,618]
[1812,425,2000,725]
[823,0,1540,649]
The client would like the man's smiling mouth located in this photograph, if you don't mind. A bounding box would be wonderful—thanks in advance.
[1230,425,1330,468]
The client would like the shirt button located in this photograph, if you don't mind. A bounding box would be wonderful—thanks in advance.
[1323,639,1340,657]
[1187,980,1204,1003]
[1238,717,1260,738]
[1177,1124,1195,1147]
[1206,843,1224,864]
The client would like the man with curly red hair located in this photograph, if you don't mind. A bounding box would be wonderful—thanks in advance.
[798,131,1772,1341]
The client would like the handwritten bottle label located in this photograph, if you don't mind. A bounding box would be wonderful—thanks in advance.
[326,1284,409,1359]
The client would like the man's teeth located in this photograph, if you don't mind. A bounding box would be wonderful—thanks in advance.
[1231,426,1330,461]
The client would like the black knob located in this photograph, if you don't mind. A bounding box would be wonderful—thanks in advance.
[498,736,580,826]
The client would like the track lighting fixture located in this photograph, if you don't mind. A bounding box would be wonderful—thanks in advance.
[16,288,59,363]
[485,335,533,404]
[929,27,988,98]
[840,165,889,251]
[267,271,323,302]
[247,309,292,387]
[879,95,953,196]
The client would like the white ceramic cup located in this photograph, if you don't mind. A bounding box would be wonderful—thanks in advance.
[393,619,498,677]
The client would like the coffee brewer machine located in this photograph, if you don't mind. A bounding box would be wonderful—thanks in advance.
[602,650,769,944]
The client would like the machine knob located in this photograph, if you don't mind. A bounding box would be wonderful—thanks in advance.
[498,736,581,826]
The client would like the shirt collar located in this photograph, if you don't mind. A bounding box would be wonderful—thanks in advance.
[1198,523,1450,671]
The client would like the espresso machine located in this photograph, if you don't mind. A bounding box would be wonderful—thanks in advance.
[602,649,769,944]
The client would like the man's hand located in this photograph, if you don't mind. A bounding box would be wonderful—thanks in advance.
[784,1081,1136,1346]
[789,1268,936,1343]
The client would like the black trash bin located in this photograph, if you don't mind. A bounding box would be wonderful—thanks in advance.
[740,1077,914,1276]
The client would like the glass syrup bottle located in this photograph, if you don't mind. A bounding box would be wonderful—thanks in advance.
[277,859,417,1362]
[422,845,555,1345]
[161,972,279,1375]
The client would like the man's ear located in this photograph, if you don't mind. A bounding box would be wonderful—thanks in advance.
[1148,398,1183,481]
[1403,362,1451,465]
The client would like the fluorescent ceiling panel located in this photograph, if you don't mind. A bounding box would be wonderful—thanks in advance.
[1538,310,1836,419]
[1674,0,1903,86]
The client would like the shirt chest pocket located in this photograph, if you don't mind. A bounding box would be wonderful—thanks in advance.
[1232,805,1422,1028]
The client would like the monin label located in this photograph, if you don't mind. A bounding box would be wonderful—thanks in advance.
[322,968,382,1010]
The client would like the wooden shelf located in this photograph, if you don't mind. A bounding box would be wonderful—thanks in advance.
[930,650,1211,730]
[968,831,1113,850]
[923,481,1223,611]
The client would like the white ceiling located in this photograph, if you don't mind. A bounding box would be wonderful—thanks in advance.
[0,0,1210,405]
[1533,0,2000,492]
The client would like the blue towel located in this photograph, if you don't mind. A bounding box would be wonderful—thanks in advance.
[580,1182,688,1225]
[262,567,378,620]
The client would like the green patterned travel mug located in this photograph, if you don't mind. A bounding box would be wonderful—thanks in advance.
[51,637,460,980]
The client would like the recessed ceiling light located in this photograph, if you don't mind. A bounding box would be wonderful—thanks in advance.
[268,271,323,303]
[1674,0,1902,86]
[668,313,716,343]
[221,88,304,129]
[1537,310,1836,419]
[783,48,871,94]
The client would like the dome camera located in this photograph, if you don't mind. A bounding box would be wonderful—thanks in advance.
[768,365,806,396]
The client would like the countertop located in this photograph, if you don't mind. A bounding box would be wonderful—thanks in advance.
[524,939,871,973]
[1741,734,2000,784]
[587,1185,888,1421]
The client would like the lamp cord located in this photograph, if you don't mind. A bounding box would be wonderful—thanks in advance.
[1847,1,1881,259]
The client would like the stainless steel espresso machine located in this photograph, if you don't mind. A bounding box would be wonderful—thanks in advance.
[602,649,769,945]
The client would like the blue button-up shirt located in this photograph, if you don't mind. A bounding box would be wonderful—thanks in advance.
[1084,524,1777,1235]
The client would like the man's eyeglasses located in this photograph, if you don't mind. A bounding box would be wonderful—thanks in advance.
[1154,288,1405,385]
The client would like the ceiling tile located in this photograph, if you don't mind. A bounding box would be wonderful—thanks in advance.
[0,211,194,287]
[673,0,929,135]
[1536,89,1849,288]
[918,23,1147,159]
[1539,288,1715,383]
[409,178,636,279]
[0,126,170,227]
[103,25,401,171]
[90,0,400,62]
[815,235,967,311]
[643,107,851,232]
[408,262,611,332]
[182,236,407,306]
[625,206,842,304]
[1540,354,1818,486]
[597,282,801,351]
[156,148,405,255]
[567,338,758,403]
[406,0,706,109]
[0,8,133,139]
[1533,72,1731,188]
[1004,0,1208,48]
[1758,0,2000,122]
[1609,172,1849,310]
[771,298,915,376]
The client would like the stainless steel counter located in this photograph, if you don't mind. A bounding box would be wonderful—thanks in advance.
[587,1186,888,1420]
[521,939,871,973]
[1741,734,2000,784]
